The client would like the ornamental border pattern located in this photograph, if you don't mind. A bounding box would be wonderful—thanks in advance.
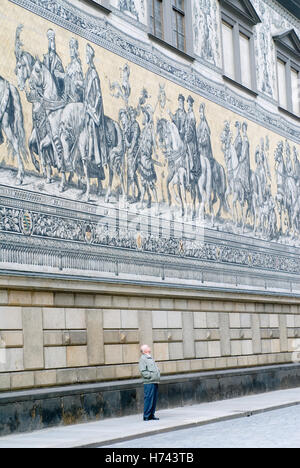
[1,199,300,276]
[9,0,300,144]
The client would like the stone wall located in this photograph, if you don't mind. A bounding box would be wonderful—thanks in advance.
[0,278,299,392]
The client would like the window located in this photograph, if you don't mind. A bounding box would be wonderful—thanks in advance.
[150,0,164,40]
[220,0,261,94]
[148,0,193,58]
[222,21,235,79]
[274,30,300,117]
[277,59,288,109]
[172,0,185,52]
[291,68,299,116]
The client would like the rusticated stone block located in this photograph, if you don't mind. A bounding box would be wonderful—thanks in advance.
[0,348,24,372]
[195,341,208,358]
[115,365,132,379]
[0,374,10,391]
[65,309,86,329]
[138,310,153,351]
[11,372,34,390]
[152,310,168,328]
[167,311,182,328]
[97,365,117,381]
[231,340,242,356]
[0,307,22,329]
[169,342,184,360]
[8,291,32,306]
[77,367,97,383]
[63,331,87,346]
[229,313,241,329]
[122,344,140,364]
[103,309,121,329]
[153,342,169,361]
[44,347,66,369]
[66,346,88,367]
[86,309,104,365]
[208,341,221,357]
[43,308,65,330]
[193,312,207,328]
[57,369,78,385]
[32,292,54,306]
[44,331,63,347]
[0,290,8,305]
[207,312,219,329]
[54,293,75,307]
[104,344,123,365]
[94,295,113,308]
[22,307,44,370]
[74,294,94,308]
[0,332,23,348]
[34,370,57,387]
[121,309,138,329]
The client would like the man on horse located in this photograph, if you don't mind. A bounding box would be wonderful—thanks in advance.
[43,29,65,99]
[84,43,107,182]
[64,38,84,104]
[184,95,199,186]
[168,94,187,143]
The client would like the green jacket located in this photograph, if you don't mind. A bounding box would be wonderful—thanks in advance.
[139,353,161,384]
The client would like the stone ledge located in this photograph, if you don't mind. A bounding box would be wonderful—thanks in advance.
[0,363,299,405]
[1,275,300,304]
[0,363,300,436]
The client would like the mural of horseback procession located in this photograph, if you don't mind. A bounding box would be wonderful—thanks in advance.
[0,24,300,244]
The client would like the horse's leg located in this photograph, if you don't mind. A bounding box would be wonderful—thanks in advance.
[105,168,113,203]
[152,186,160,216]
[83,161,90,202]
[177,182,185,218]
[191,183,197,221]
[2,117,25,185]
[138,185,146,211]
[29,130,40,174]
[198,174,206,219]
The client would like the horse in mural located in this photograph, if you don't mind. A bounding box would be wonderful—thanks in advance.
[274,142,300,238]
[59,104,125,202]
[221,123,248,231]
[210,159,229,220]
[0,76,28,186]
[156,118,188,218]
[15,27,124,200]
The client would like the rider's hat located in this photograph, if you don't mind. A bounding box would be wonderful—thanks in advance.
[70,37,79,50]
[187,95,194,105]
[178,94,185,102]
[47,29,56,40]
[86,43,95,58]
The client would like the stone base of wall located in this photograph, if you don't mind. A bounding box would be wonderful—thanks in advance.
[0,364,300,437]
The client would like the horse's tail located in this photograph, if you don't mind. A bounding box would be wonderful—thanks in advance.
[9,84,28,163]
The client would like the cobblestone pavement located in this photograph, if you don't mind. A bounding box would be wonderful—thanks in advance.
[105,405,300,448]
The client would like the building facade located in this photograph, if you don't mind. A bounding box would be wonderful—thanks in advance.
[0,0,299,432]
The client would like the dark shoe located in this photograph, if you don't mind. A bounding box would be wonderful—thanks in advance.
[150,416,159,420]
[143,417,150,421]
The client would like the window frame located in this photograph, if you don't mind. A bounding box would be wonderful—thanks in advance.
[219,0,260,96]
[86,0,111,14]
[275,40,300,118]
[148,0,194,61]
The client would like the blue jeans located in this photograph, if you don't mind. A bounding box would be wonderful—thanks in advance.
[143,383,158,419]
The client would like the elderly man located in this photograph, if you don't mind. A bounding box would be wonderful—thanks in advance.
[139,344,160,421]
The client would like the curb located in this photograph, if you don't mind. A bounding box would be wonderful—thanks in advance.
[77,400,300,448]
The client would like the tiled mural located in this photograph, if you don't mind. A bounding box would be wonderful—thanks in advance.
[0,0,298,290]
